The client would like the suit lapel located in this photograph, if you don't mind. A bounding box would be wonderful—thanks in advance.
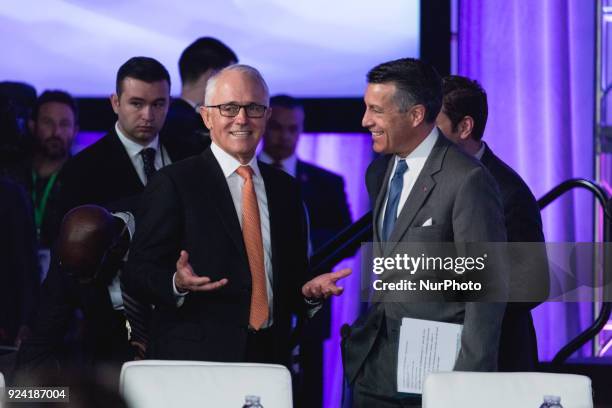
[296,160,310,184]
[373,158,394,251]
[480,144,494,168]
[105,130,145,191]
[384,135,448,255]
[199,149,248,261]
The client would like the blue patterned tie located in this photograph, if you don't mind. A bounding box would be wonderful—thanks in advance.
[381,159,408,241]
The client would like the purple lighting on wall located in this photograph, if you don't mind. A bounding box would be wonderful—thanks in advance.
[297,132,372,408]
[457,0,596,360]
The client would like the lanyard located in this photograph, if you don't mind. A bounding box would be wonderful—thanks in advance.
[31,170,58,236]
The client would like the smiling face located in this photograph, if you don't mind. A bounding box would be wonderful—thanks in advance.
[202,69,270,164]
[362,82,422,156]
[111,77,169,146]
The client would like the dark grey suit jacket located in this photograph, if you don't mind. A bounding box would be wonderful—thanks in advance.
[343,131,507,399]
[481,144,546,371]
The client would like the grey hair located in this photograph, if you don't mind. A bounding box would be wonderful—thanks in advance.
[393,90,417,113]
[204,64,270,106]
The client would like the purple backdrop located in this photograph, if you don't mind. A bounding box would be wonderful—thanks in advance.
[75,2,604,400]
[296,133,372,408]
[457,0,598,361]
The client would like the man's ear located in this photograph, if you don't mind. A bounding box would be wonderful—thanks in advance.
[110,94,120,114]
[265,106,272,121]
[409,104,426,127]
[200,106,212,130]
[28,119,35,135]
[458,116,475,141]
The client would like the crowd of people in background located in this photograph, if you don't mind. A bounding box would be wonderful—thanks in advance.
[0,37,353,407]
[0,35,546,408]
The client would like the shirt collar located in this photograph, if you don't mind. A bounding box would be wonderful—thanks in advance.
[394,126,438,164]
[474,141,486,160]
[258,151,297,176]
[181,97,199,110]
[115,122,159,159]
[210,141,262,179]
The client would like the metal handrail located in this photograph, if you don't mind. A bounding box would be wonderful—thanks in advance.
[544,179,611,365]
[310,212,372,275]
[309,178,611,366]
[538,178,610,216]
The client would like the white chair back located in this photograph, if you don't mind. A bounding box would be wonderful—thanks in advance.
[423,372,593,408]
[0,371,4,408]
[120,360,292,408]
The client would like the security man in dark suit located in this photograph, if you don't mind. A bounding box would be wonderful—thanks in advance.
[161,37,237,159]
[56,57,191,219]
[259,94,352,407]
[436,74,547,371]
[16,57,185,372]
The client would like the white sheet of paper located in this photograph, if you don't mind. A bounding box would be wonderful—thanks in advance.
[397,317,463,394]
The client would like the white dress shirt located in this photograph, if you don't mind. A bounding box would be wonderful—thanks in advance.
[379,127,439,235]
[258,151,298,178]
[474,141,486,160]
[173,142,274,327]
[110,124,170,307]
[115,122,171,185]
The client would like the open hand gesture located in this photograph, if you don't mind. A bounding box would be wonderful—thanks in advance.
[302,268,352,299]
[174,250,228,292]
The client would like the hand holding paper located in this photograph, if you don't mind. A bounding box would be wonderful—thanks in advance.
[397,317,463,394]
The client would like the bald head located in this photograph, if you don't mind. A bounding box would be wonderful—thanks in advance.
[57,205,127,282]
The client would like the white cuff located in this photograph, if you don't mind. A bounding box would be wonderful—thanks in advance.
[172,272,188,307]
[304,297,323,318]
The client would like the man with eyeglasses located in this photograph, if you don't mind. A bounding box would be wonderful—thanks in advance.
[123,64,351,366]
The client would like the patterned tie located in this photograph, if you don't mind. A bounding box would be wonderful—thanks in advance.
[140,148,157,184]
[121,280,149,346]
[381,159,408,241]
[235,165,269,330]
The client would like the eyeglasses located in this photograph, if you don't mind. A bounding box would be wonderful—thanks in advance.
[205,103,268,118]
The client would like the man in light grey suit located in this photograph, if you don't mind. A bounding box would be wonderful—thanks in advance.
[342,58,508,407]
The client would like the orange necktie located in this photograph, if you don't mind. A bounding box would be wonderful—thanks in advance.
[235,165,269,330]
